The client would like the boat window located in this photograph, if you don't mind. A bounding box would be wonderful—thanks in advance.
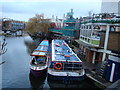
[37,57,45,61]
[35,57,46,64]
[32,58,35,64]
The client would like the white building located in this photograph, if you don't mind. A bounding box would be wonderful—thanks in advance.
[101,1,120,15]
[50,15,63,28]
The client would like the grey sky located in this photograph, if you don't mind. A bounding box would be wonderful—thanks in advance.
[1,0,102,21]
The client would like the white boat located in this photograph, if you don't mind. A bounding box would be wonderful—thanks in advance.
[47,39,85,83]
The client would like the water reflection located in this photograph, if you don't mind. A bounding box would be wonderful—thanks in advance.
[29,71,46,90]
[2,36,31,88]
[47,76,100,89]
[24,37,40,54]
[47,80,82,89]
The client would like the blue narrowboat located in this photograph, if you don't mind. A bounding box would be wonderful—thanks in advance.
[47,39,85,83]
[30,40,49,77]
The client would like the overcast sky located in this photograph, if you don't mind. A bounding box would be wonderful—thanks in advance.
[0,0,113,21]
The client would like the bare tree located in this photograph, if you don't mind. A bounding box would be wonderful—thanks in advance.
[0,38,7,65]
[0,38,7,55]
[25,14,51,34]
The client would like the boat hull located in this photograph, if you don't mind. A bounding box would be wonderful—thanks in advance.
[30,68,47,77]
[47,73,84,84]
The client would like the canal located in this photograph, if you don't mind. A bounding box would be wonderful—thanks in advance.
[1,35,101,89]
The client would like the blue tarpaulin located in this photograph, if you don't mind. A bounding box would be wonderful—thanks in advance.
[40,40,49,46]
[31,40,49,56]
[53,40,81,62]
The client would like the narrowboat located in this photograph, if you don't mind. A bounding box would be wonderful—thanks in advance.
[30,40,49,77]
[47,39,85,83]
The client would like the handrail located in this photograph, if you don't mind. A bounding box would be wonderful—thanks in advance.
[80,19,120,24]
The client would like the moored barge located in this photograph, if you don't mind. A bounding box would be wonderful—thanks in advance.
[47,39,85,83]
[30,40,49,77]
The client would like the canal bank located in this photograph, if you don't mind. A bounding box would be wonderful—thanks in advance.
[72,45,117,89]
[85,67,120,90]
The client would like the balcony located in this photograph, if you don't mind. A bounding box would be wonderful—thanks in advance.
[63,26,77,30]
[63,19,76,23]
[49,28,63,34]
[80,19,120,24]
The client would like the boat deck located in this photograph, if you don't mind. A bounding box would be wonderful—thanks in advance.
[31,40,49,56]
[52,40,82,62]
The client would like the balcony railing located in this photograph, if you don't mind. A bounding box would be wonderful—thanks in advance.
[80,36,100,46]
[63,26,77,30]
[80,19,120,24]
[64,19,76,23]
[49,28,63,34]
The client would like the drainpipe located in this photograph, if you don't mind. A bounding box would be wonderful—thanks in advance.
[92,52,96,64]
[102,24,110,62]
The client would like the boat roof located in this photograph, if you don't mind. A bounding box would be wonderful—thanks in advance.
[35,45,48,52]
[31,51,46,57]
[31,40,49,56]
[52,39,82,62]
[40,40,49,46]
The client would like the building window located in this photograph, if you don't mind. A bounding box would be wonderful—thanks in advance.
[81,26,83,29]
[89,26,91,29]
[86,26,88,29]
[88,39,90,42]
[110,26,115,31]
[84,26,86,29]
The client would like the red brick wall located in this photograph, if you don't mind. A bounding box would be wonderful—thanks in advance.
[86,48,93,62]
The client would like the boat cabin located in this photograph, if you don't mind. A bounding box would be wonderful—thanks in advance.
[30,40,49,66]
[50,39,83,71]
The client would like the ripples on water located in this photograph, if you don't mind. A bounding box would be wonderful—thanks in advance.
[2,36,33,88]
[1,36,100,89]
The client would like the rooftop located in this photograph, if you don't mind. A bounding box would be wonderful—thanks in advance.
[52,39,82,62]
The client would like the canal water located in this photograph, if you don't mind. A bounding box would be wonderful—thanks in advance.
[1,35,100,89]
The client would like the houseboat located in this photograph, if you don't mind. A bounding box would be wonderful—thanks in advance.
[30,40,49,77]
[47,39,85,83]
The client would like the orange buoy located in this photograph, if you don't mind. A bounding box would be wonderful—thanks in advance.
[54,62,62,70]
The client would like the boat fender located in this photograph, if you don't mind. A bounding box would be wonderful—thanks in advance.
[55,44,60,47]
[54,62,62,70]
[64,55,70,57]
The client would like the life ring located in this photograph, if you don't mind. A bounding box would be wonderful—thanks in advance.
[54,62,62,70]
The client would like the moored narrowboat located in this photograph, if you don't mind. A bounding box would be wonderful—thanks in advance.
[30,40,49,77]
